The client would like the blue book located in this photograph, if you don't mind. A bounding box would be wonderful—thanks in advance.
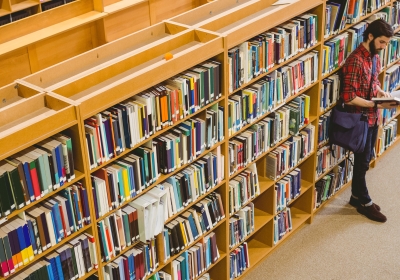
[187,214,199,239]
[49,210,60,244]
[15,224,27,259]
[145,245,151,274]
[48,201,64,240]
[21,223,32,256]
[91,185,99,220]
[22,161,35,201]
[46,261,55,280]
[72,191,82,228]
[54,254,64,280]
[63,192,76,232]
[130,253,136,280]
[54,143,64,185]
[47,257,59,280]
[26,219,37,254]
[166,177,182,210]
[183,251,189,280]
[80,188,91,224]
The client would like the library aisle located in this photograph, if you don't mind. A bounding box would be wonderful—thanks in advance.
[243,143,400,280]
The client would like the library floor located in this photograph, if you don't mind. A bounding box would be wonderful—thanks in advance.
[243,144,400,280]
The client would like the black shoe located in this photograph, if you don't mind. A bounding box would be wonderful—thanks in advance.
[357,205,387,223]
[349,196,381,211]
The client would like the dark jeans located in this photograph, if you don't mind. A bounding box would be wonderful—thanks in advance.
[351,124,378,205]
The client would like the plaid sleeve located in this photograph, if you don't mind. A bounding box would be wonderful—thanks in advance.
[341,57,363,103]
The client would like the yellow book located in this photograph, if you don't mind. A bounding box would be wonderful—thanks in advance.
[179,221,188,245]
[304,95,310,123]
[121,167,130,201]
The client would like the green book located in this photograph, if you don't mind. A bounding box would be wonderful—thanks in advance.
[4,163,26,209]
[69,245,79,278]
[25,151,48,196]
[121,212,131,246]
[0,167,15,214]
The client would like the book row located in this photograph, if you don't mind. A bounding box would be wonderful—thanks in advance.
[0,134,76,218]
[162,192,225,261]
[229,164,259,215]
[229,97,313,175]
[92,146,224,221]
[390,1,400,29]
[229,242,249,279]
[378,107,397,126]
[383,64,400,92]
[228,13,318,92]
[265,124,315,181]
[275,168,302,212]
[318,111,331,145]
[92,143,224,218]
[103,240,158,280]
[386,32,400,65]
[85,60,222,169]
[171,232,219,280]
[273,208,292,245]
[228,56,316,136]
[376,119,398,156]
[229,203,254,249]
[2,231,97,279]
[316,145,346,179]
[88,105,224,171]
[314,158,353,208]
[320,73,340,112]
[0,184,91,273]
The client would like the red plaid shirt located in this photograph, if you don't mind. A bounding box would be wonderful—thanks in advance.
[341,44,381,127]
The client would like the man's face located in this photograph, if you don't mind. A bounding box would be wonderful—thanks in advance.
[369,35,390,55]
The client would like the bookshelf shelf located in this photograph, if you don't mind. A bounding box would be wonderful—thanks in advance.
[94,141,225,223]
[315,156,347,182]
[376,133,400,159]
[313,180,352,214]
[89,98,223,173]
[1,0,400,279]
[195,0,320,49]
[229,209,273,253]
[0,170,85,224]
[103,0,147,14]
[10,0,38,12]
[0,9,10,16]
[228,43,321,96]
[0,92,78,160]
[50,29,224,119]
[323,2,392,42]
[22,22,189,90]
[279,180,314,213]
[229,82,319,139]
[0,223,93,280]
[229,119,317,180]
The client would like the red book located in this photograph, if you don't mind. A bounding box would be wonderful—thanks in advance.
[139,250,145,279]
[0,235,9,277]
[28,161,41,199]
[105,227,114,258]
[134,253,141,279]
[122,256,130,280]
[58,204,67,237]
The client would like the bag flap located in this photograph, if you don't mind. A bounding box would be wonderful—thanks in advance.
[332,107,364,129]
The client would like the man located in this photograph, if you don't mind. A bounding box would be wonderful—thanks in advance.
[341,19,396,223]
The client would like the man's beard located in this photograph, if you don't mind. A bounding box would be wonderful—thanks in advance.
[369,39,381,55]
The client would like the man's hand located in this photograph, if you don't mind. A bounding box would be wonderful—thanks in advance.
[377,90,391,98]
[377,102,399,109]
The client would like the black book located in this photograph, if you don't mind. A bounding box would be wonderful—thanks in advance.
[85,133,95,167]
[107,171,117,207]
[59,250,70,280]
[165,223,179,254]
[109,215,120,255]
[171,221,185,250]
[97,226,106,261]
[113,105,131,149]
[79,237,92,272]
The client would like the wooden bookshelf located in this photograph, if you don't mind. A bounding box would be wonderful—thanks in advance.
[1,0,400,279]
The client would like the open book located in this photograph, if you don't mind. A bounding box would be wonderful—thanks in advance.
[372,90,400,104]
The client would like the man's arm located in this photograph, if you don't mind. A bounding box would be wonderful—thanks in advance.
[346,96,397,109]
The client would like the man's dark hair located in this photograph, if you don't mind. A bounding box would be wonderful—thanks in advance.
[363,19,394,41]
